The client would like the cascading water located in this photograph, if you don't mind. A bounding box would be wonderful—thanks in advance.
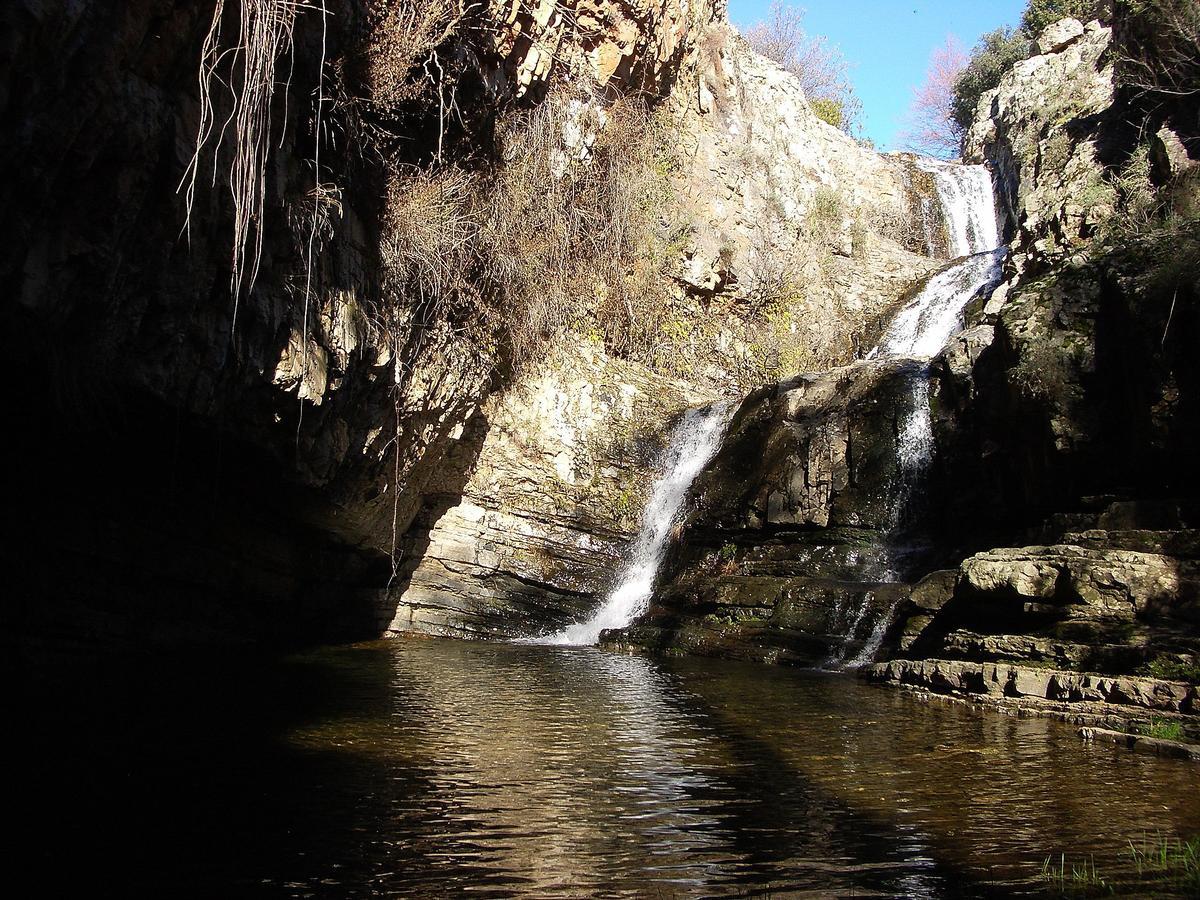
[871,248,1007,359]
[915,159,1000,258]
[546,163,1002,660]
[830,162,1004,668]
[545,403,731,646]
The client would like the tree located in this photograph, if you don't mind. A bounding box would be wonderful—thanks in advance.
[1112,0,1200,99]
[743,2,863,134]
[1022,0,1110,35]
[950,27,1031,135]
[900,36,969,159]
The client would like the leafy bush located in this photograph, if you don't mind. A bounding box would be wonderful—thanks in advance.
[1138,718,1186,741]
[1021,0,1111,35]
[810,97,845,130]
[1140,656,1200,683]
[950,27,1031,135]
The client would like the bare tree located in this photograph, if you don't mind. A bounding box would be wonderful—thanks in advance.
[900,35,969,159]
[743,2,863,133]
[1113,0,1200,98]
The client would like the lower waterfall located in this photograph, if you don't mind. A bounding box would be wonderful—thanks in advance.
[545,403,732,646]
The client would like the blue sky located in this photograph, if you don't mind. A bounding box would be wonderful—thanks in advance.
[728,0,1027,150]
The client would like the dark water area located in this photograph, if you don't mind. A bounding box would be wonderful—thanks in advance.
[15,639,1200,897]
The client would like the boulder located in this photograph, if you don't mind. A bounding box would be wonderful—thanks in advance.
[1036,18,1086,55]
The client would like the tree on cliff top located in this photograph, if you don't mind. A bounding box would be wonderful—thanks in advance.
[1022,0,1111,35]
[743,2,863,134]
[900,36,969,160]
[949,27,1031,140]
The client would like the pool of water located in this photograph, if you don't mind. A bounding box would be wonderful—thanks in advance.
[16,638,1199,896]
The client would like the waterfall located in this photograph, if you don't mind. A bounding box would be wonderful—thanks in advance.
[832,162,1003,668]
[916,159,1000,257]
[545,403,731,647]
[873,249,1007,359]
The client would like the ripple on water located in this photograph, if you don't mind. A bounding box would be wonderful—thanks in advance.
[15,638,1200,897]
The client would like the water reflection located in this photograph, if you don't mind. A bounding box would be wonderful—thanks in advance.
[16,639,1200,897]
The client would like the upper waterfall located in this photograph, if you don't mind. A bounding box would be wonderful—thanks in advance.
[916,160,1001,258]
[872,162,1004,361]
[543,403,731,646]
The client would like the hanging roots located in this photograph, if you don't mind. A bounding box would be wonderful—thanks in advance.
[180,0,321,315]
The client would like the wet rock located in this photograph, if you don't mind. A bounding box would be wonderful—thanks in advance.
[910,570,959,612]
[868,658,1198,714]
[961,545,1189,623]
[389,340,710,639]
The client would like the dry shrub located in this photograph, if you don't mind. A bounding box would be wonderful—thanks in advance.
[354,0,484,154]
[742,1,863,133]
[1114,0,1200,99]
[376,85,693,369]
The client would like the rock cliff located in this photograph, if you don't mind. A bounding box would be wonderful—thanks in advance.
[381,18,957,640]
[607,15,1199,737]
[4,0,947,657]
[868,16,1199,727]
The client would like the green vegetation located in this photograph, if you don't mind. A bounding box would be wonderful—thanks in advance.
[806,186,844,237]
[1040,853,1110,894]
[1009,327,1086,403]
[610,484,641,522]
[949,27,1030,135]
[1022,0,1109,35]
[1136,718,1186,742]
[1140,656,1200,683]
[810,97,846,130]
[948,0,1108,145]
[1040,834,1200,896]
[1129,833,1200,894]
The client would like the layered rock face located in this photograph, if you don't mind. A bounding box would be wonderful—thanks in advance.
[665,27,943,382]
[1,0,725,657]
[376,16,957,639]
[606,16,1199,742]
[487,0,719,97]
[965,19,1116,266]
[602,358,933,665]
[387,341,709,638]
[867,17,1200,727]
[5,0,944,656]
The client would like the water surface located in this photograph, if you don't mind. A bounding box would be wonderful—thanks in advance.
[17,639,1199,896]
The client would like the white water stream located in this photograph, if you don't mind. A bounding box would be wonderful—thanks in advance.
[544,163,1002,654]
[832,162,1004,668]
[546,403,731,646]
[916,159,1000,258]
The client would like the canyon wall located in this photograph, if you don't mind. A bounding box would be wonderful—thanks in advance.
[3,0,946,656]
[612,16,1199,732]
